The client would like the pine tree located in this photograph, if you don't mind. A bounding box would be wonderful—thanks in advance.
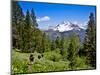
[25,9,31,26]
[51,40,56,51]
[23,9,33,52]
[83,13,96,68]
[60,37,64,55]
[60,37,69,56]
[31,8,38,27]
[67,33,80,69]
[34,29,43,53]
[42,33,48,52]
[55,36,61,49]
[12,1,25,49]
[30,8,39,52]
[12,1,24,24]
[42,33,51,52]
[67,42,74,69]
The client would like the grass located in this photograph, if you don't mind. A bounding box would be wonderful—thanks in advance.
[12,49,91,74]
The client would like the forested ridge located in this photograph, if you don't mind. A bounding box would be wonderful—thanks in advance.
[12,1,96,74]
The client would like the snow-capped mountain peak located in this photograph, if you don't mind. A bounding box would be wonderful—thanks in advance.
[51,21,84,32]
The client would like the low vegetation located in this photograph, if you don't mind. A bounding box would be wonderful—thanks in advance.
[12,49,92,74]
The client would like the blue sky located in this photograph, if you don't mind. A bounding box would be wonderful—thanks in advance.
[18,1,96,30]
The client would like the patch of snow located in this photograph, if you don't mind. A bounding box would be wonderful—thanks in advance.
[48,21,85,32]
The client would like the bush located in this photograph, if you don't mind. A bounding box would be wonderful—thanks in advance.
[73,56,91,70]
[43,51,62,62]
[31,59,70,72]
[12,49,92,74]
[12,50,29,74]
[12,56,28,74]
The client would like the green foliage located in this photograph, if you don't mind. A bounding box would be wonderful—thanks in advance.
[67,33,80,69]
[41,33,51,52]
[74,56,91,70]
[12,1,25,49]
[55,36,61,49]
[51,40,56,51]
[60,37,70,56]
[12,1,45,53]
[12,49,91,74]
[31,8,38,27]
[12,58,28,74]
[12,50,29,74]
[31,60,70,72]
[43,50,62,62]
[83,13,96,68]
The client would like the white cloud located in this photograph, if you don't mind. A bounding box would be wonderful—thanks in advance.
[37,16,50,22]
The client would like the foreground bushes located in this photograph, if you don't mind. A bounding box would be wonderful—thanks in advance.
[31,60,70,73]
[43,50,62,62]
[12,50,91,74]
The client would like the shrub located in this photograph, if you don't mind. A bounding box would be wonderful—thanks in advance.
[74,56,91,70]
[31,59,70,72]
[43,51,62,62]
[12,57,28,74]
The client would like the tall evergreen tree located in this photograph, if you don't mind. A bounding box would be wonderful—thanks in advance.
[42,33,51,52]
[55,36,61,49]
[12,1,24,23]
[12,1,25,49]
[60,37,64,55]
[25,10,31,26]
[24,9,33,51]
[34,29,43,53]
[60,37,69,56]
[51,40,56,51]
[31,8,38,27]
[83,13,96,68]
[67,33,80,69]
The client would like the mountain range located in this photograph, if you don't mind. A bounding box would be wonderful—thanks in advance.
[44,21,86,42]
